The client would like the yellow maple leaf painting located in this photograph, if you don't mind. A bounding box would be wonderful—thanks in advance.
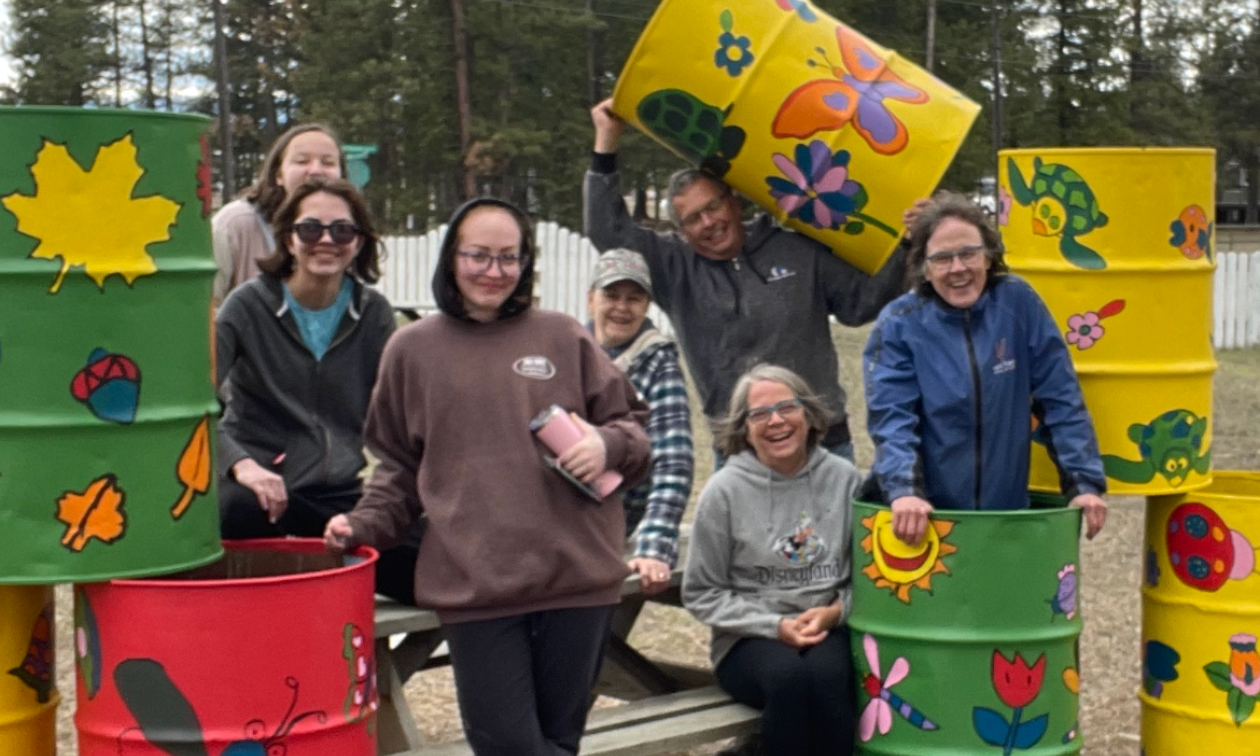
[2,134,181,293]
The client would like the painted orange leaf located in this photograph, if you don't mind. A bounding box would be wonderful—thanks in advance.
[1,134,181,293]
[56,474,127,552]
[172,416,212,519]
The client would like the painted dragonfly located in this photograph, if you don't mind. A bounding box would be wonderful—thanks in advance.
[859,632,940,741]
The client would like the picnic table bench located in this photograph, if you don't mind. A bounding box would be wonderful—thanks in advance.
[373,570,760,755]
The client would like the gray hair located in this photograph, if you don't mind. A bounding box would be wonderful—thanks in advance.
[714,364,831,457]
[665,169,728,226]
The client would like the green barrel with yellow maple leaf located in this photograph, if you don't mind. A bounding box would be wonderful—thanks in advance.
[850,500,1084,755]
[0,107,222,582]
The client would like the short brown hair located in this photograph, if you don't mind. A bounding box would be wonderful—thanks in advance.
[258,176,381,283]
[714,364,831,457]
[905,191,1009,297]
[242,123,347,224]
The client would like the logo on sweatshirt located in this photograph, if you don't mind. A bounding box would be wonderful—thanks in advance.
[766,265,796,282]
[773,512,823,566]
[513,356,556,380]
[992,338,1016,375]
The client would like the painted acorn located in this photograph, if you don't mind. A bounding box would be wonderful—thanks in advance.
[70,347,141,424]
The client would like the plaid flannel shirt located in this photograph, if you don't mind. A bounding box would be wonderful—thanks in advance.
[622,340,694,567]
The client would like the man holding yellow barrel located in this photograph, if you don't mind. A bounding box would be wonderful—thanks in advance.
[585,100,913,465]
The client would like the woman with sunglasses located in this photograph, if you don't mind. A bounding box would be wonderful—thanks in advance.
[323,198,651,755]
[863,191,1107,548]
[683,364,860,756]
[215,176,416,602]
[212,123,346,307]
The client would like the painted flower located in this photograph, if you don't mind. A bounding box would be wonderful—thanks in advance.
[998,185,1012,227]
[775,0,818,22]
[767,141,863,231]
[714,31,754,77]
[992,650,1046,709]
[1065,311,1104,350]
[1230,633,1260,696]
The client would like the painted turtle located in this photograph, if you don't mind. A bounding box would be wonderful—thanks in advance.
[1007,156,1109,270]
[636,89,746,178]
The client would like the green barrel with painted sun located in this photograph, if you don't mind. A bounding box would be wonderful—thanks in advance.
[0,107,222,583]
[849,500,1084,755]
[998,147,1217,497]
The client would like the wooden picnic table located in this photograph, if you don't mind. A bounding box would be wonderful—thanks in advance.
[374,565,758,756]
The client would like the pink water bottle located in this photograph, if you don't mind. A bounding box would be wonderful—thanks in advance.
[531,405,623,499]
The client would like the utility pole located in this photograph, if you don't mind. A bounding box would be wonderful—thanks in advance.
[212,0,236,204]
[926,0,938,73]
[990,0,1002,209]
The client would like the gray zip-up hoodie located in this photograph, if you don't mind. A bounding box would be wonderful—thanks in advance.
[584,165,906,445]
[682,446,859,666]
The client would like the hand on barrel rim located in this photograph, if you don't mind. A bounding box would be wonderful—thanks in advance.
[890,495,934,546]
[1069,492,1107,540]
[324,514,354,554]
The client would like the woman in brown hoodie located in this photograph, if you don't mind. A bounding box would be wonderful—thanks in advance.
[325,197,651,755]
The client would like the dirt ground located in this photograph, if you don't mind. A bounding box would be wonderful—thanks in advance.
[51,327,1260,755]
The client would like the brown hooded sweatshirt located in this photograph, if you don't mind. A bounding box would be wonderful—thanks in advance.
[346,308,651,623]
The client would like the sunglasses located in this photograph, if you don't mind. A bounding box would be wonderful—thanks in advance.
[292,220,362,245]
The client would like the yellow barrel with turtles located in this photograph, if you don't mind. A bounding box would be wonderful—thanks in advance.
[1141,472,1260,754]
[0,586,57,756]
[611,0,980,274]
[998,148,1216,496]
[0,107,222,582]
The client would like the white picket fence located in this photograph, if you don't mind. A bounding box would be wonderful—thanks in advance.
[377,221,673,336]
[1214,251,1260,349]
[378,225,1260,350]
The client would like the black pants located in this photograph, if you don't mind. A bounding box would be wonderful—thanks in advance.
[218,477,420,606]
[715,629,856,756]
[443,605,617,756]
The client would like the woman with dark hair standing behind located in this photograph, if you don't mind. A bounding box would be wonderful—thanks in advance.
[324,198,651,755]
[684,363,860,756]
[215,175,415,602]
[212,123,346,307]
[864,191,1107,547]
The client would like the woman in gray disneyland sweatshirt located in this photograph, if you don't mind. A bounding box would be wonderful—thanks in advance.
[683,364,859,756]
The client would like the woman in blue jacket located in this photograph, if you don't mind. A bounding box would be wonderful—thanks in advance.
[863,193,1107,546]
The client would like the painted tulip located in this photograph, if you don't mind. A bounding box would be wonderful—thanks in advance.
[992,650,1046,708]
[1229,633,1260,696]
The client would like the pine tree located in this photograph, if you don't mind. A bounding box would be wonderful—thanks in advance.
[10,0,111,105]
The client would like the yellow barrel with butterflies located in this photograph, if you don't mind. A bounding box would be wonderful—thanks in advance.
[0,586,57,756]
[998,148,1216,496]
[611,0,980,274]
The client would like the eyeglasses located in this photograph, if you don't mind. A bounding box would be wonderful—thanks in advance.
[292,220,362,245]
[925,244,987,271]
[457,250,528,273]
[745,398,804,425]
[678,189,732,230]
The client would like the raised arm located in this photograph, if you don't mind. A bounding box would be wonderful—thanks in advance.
[818,241,909,327]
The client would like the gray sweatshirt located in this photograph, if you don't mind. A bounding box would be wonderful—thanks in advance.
[682,446,859,666]
[584,166,907,445]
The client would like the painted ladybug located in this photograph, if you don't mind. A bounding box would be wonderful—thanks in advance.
[1166,502,1233,591]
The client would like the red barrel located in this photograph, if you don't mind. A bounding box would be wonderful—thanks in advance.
[75,539,379,755]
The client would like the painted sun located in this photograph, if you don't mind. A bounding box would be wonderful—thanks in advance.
[859,510,958,603]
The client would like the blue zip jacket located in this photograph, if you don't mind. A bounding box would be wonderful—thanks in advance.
[863,275,1105,510]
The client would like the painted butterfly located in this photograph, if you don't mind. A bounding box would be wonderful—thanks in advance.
[772,24,929,155]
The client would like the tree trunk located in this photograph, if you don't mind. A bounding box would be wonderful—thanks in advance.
[112,0,123,107]
[451,0,475,200]
[137,0,156,109]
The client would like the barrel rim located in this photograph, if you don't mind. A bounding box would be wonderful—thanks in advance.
[101,538,378,589]
[0,546,224,586]
[0,105,210,125]
[1148,470,1260,502]
[853,499,1083,519]
[998,146,1216,157]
